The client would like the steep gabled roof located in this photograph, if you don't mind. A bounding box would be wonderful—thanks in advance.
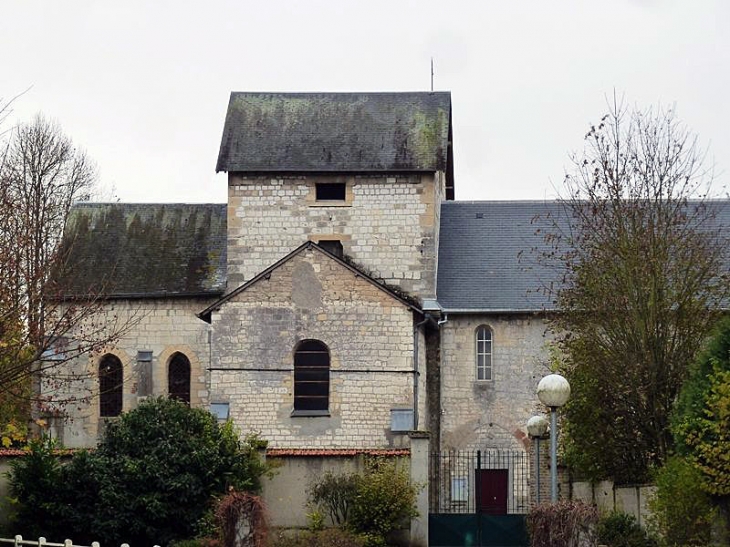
[216,92,453,191]
[198,241,423,322]
[58,203,227,298]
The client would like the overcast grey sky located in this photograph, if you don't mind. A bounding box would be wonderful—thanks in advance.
[2,0,728,203]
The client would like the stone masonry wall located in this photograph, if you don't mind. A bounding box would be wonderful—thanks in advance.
[42,297,213,448]
[209,246,424,448]
[226,173,441,299]
[439,314,552,452]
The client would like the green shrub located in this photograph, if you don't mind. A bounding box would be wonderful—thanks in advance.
[647,456,716,546]
[170,539,220,547]
[6,435,65,540]
[306,458,419,546]
[348,459,419,546]
[596,511,657,547]
[267,528,365,547]
[673,318,730,497]
[527,500,599,547]
[9,397,271,546]
[308,470,359,525]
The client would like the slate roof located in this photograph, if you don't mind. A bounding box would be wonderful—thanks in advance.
[437,200,730,313]
[58,203,227,298]
[436,201,570,312]
[216,92,453,192]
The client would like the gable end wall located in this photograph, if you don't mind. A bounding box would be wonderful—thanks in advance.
[209,247,425,448]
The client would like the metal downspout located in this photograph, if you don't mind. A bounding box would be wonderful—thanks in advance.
[413,314,431,430]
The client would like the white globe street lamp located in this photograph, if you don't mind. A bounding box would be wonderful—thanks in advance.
[527,415,549,504]
[537,374,571,502]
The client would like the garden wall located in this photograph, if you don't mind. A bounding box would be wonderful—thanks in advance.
[570,480,656,526]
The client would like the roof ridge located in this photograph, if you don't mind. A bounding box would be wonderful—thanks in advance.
[72,202,226,207]
[443,199,561,205]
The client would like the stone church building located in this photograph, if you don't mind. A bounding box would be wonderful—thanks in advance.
[48,92,557,530]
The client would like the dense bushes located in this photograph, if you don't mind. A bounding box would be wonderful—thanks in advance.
[8,397,269,546]
[307,458,419,546]
[673,317,730,497]
[647,456,716,546]
[596,512,657,547]
[268,528,365,547]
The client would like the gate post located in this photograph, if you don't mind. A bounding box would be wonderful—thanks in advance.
[409,431,430,546]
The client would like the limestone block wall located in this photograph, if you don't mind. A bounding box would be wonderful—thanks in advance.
[41,297,214,448]
[439,314,552,452]
[226,173,442,299]
[209,246,425,448]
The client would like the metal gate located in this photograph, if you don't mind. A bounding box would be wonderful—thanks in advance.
[429,450,530,547]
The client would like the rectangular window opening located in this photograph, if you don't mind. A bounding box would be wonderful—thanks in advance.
[451,477,468,503]
[315,183,346,201]
[210,402,230,421]
[318,239,344,258]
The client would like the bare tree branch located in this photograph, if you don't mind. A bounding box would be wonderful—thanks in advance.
[0,114,137,420]
[539,100,729,482]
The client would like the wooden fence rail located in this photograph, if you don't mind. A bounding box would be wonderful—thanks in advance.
[0,535,161,547]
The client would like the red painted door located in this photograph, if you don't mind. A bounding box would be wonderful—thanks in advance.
[476,469,509,515]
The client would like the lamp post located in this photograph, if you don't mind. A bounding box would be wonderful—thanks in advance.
[537,374,571,502]
[527,415,549,504]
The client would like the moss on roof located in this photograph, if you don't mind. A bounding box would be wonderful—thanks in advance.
[216,92,452,174]
[57,203,226,298]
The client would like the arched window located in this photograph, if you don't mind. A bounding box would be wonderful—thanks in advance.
[168,352,191,405]
[99,354,123,417]
[476,326,493,381]
[294,340,330,413]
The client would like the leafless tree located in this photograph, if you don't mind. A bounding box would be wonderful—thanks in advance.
[0,114,133,416]
[542,98,729,483]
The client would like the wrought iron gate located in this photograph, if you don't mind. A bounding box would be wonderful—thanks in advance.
[429,449,530,546]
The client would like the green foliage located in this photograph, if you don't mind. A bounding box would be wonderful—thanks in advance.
[526,500,598,547]
[544,103,727,483]
[647,456,716,546]
[169,539,220,547]
[596,512,657,547]
[307,458,419,546]
[348,459,419,545]
[306,509,326,532]
[267,528,365,547]
[8,397,270,546]
[673,317,730,496]
[557,341,625,482]
[308,470,360,525]
[6,435,64,540]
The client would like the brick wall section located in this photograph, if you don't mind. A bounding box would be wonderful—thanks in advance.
[226,173,442,299]
[209,246,425,448]
[439,314,552,451]
[42,297,213,448]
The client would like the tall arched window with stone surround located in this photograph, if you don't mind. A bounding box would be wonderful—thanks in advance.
[99,354,123,417]
[476,326,493,381]
[293,340,330,414]
[168,352,191,405]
